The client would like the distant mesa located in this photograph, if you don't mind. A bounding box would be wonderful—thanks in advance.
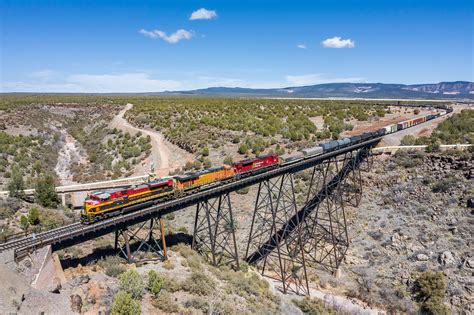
[163,81,474,99]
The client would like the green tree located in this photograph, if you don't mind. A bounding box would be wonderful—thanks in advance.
[147,270,163,296]
[7,165,25,199]
[111,290,141,315]
[34,174,59,208]
[223,156,233,165]
[238,143,249,155]
[20,215,29,232]
[401,135,417,146]
[119,269,145,300]
[28,207,40,225]
[203,158,212,169]
[416,271,448,315]
[32,160,42,175]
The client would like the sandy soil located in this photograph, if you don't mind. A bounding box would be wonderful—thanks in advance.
[342,106,433,137]
[109,104,193,177]
[308,116,325,130]
[54,131,87,186]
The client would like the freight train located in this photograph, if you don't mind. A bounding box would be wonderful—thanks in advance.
[81,107,451,224]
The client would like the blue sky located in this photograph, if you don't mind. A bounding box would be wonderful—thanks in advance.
[1,0,473,92]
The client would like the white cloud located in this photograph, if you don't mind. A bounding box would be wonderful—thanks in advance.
[285,74,365,86]
[297,44,307,49]
[139,29,193,43]
[1,73,182,93]
[190,8,217,20]
[321,36,355,48]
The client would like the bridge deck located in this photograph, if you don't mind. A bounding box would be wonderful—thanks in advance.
[3,137,381,260]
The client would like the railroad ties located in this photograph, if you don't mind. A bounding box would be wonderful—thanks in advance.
[3,137,380,297]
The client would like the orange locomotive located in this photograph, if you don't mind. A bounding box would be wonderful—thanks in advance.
[81,155,278,224]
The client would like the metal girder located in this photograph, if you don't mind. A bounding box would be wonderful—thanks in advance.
[246,174,309,295]
[298,148,368,274]
[115,217,167,263]
[192,193,240,269]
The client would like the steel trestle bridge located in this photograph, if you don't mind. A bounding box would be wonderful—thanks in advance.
[1,137,380,296]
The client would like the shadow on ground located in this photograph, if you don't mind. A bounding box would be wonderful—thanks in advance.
[60,232,193,269]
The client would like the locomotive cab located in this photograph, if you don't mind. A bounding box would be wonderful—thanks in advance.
[82,192,111,222]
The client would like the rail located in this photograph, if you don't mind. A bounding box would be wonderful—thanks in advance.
[7,137,381,261]
[372,144,472,154]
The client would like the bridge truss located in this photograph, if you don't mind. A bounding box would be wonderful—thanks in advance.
[191,145,372,295]
[3,138,378,297]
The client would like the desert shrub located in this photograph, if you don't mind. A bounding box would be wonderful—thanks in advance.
[162,275,182,293]
[203,158,212,168]
[171,243,195,258]
[182,272,215,296]
[119,269,145,299]
[223,156,233,165]
[185,297,209,313]
[0,205,16,220]
[0,225,14,241]
[293,297,333,315]
[162,260,174,270]
[239,262,249,273]
[236,187,250,194]
[111,290,141,315]
[106,264,127,278]
[431,177,457,193]
[28,207,40,225]
[38,209,64,230]
[34,174,59,207]
[415,271,448,315]
[153,291,179,313]
[401,135,417,146]
[7,165,25,199]
[20,215,29,231]
[394,150,424,168]
[147,270,163,296]
[431,109,473,144]
[164,213,175,221]
[225,272,277,303]
[238,143,249,154]
[98,256,127,277]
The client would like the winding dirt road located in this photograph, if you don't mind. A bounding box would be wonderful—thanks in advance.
[109,103,193,177]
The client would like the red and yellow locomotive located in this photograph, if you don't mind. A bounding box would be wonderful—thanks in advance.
[81,154,280,223]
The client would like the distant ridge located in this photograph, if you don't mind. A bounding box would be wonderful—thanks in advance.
[163,81,474,99]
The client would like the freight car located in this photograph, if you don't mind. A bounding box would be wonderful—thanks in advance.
[82,106,451,224]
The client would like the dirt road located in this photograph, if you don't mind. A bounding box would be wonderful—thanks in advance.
[109,103,193,177]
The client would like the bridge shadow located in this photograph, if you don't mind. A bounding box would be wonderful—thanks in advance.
[246,149,367,265]
[60,232,192,269]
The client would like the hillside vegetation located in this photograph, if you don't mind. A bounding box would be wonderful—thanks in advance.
[125,97,390,155]
[401,109,474,147]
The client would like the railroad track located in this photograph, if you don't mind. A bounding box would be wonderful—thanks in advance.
[0,222,82,253]
[7,137,380,261]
